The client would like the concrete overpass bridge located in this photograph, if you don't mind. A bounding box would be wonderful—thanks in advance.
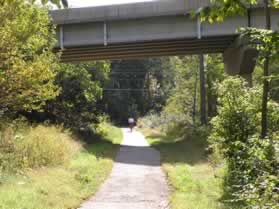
[50,0,279,76]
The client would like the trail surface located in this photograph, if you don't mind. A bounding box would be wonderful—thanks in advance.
[79,128,169,209]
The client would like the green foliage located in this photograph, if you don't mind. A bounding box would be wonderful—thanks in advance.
[0,0,59,113]
[209,77,279,208]
[0,125,122,209]
[29,0,68,8]
[239,28,279,61]
[0,120,79,172]
[46,63,108,133]
[87,116,121,141]
[209,77,261,147]
[233,136,278,208]
[267,60,279,102]
[137,112,185,137]
[161,56,198,129]
[106,58,176,122]
[106,59,148,121]
[143,127,224,209]
[198,0,257,23]
[139,55,224,135]
[144,57,176,111]
[206,55,225,117]
[137,112,164,129]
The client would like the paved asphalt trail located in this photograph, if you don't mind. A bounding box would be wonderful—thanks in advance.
[78,128,169,209]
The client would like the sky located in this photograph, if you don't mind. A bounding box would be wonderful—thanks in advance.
[68,0,156,8]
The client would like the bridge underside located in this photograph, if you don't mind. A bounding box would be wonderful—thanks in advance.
[51,1,279,76]
[57,35,235,62]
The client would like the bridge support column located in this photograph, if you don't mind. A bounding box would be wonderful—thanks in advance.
[223,37,258,86]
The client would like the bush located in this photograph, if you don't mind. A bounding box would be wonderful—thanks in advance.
[209,77,279,208]
[0,0,59,113]
[46,63,103,132]
[137,112,165,129]
[0,120,80,172]
[95,122,109,138]
[18,125,78,169]
[234,135,279,208]
[138,110,191,127]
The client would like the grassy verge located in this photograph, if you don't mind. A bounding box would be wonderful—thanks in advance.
[0,124,122,209]
[141,128,225,209]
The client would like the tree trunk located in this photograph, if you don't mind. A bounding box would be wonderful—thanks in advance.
[261,0,271,138]
[192,65,198,124]
[199,54,207,125]
[207,73,214,118]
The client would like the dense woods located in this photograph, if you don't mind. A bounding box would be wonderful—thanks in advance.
[0,0,278,208]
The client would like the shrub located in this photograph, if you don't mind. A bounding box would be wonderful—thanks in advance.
[46,63,102,132]
[137,112,165,129]
[18,125,78,169]
[95,122,109,138]
[0,121,80,172]
[235,135,279,208]
[138,110,192,129]
[209,77,279,208]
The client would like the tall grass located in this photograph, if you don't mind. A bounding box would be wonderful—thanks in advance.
[0,122,123,209]
[0,122,80,172]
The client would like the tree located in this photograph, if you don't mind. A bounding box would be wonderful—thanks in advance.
[240,1,279,138]
[199,54,207,124]
[0,0,59,113]
[200,0,279,138]
[261,0,271,138]
[34,0,68,8]
[201,2,279,206]
[46,63,105,132]
[209,77,278,207]
[144,57,176,112]
[163,56,199,127]
[105,58,176,123]
[206,54,225,118]
[192,62,198,123]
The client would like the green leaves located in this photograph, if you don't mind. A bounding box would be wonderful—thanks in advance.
[198,0,257,23]
[239,27,279,60]
[30,0,68,8]
[0,0,59,113]
[209,77,279,208]
[49,0,68,8]
[46,62,108,132]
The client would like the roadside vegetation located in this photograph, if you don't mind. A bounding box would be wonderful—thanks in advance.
[142,127,225,209]
[0,1,122,208]
[138,53,278,208]
[0,0,278,209]
[0,121,122,209]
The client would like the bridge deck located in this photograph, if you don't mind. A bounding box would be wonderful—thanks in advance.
[50,0,212,24]
[50,0,278,62]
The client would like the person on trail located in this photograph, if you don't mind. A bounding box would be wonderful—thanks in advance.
[128,117,135,132]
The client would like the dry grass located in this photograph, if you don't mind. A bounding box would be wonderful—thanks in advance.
[0,123,123,209]
[0,124,81,171]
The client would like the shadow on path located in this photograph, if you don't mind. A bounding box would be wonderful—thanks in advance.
[79,128,169,209]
